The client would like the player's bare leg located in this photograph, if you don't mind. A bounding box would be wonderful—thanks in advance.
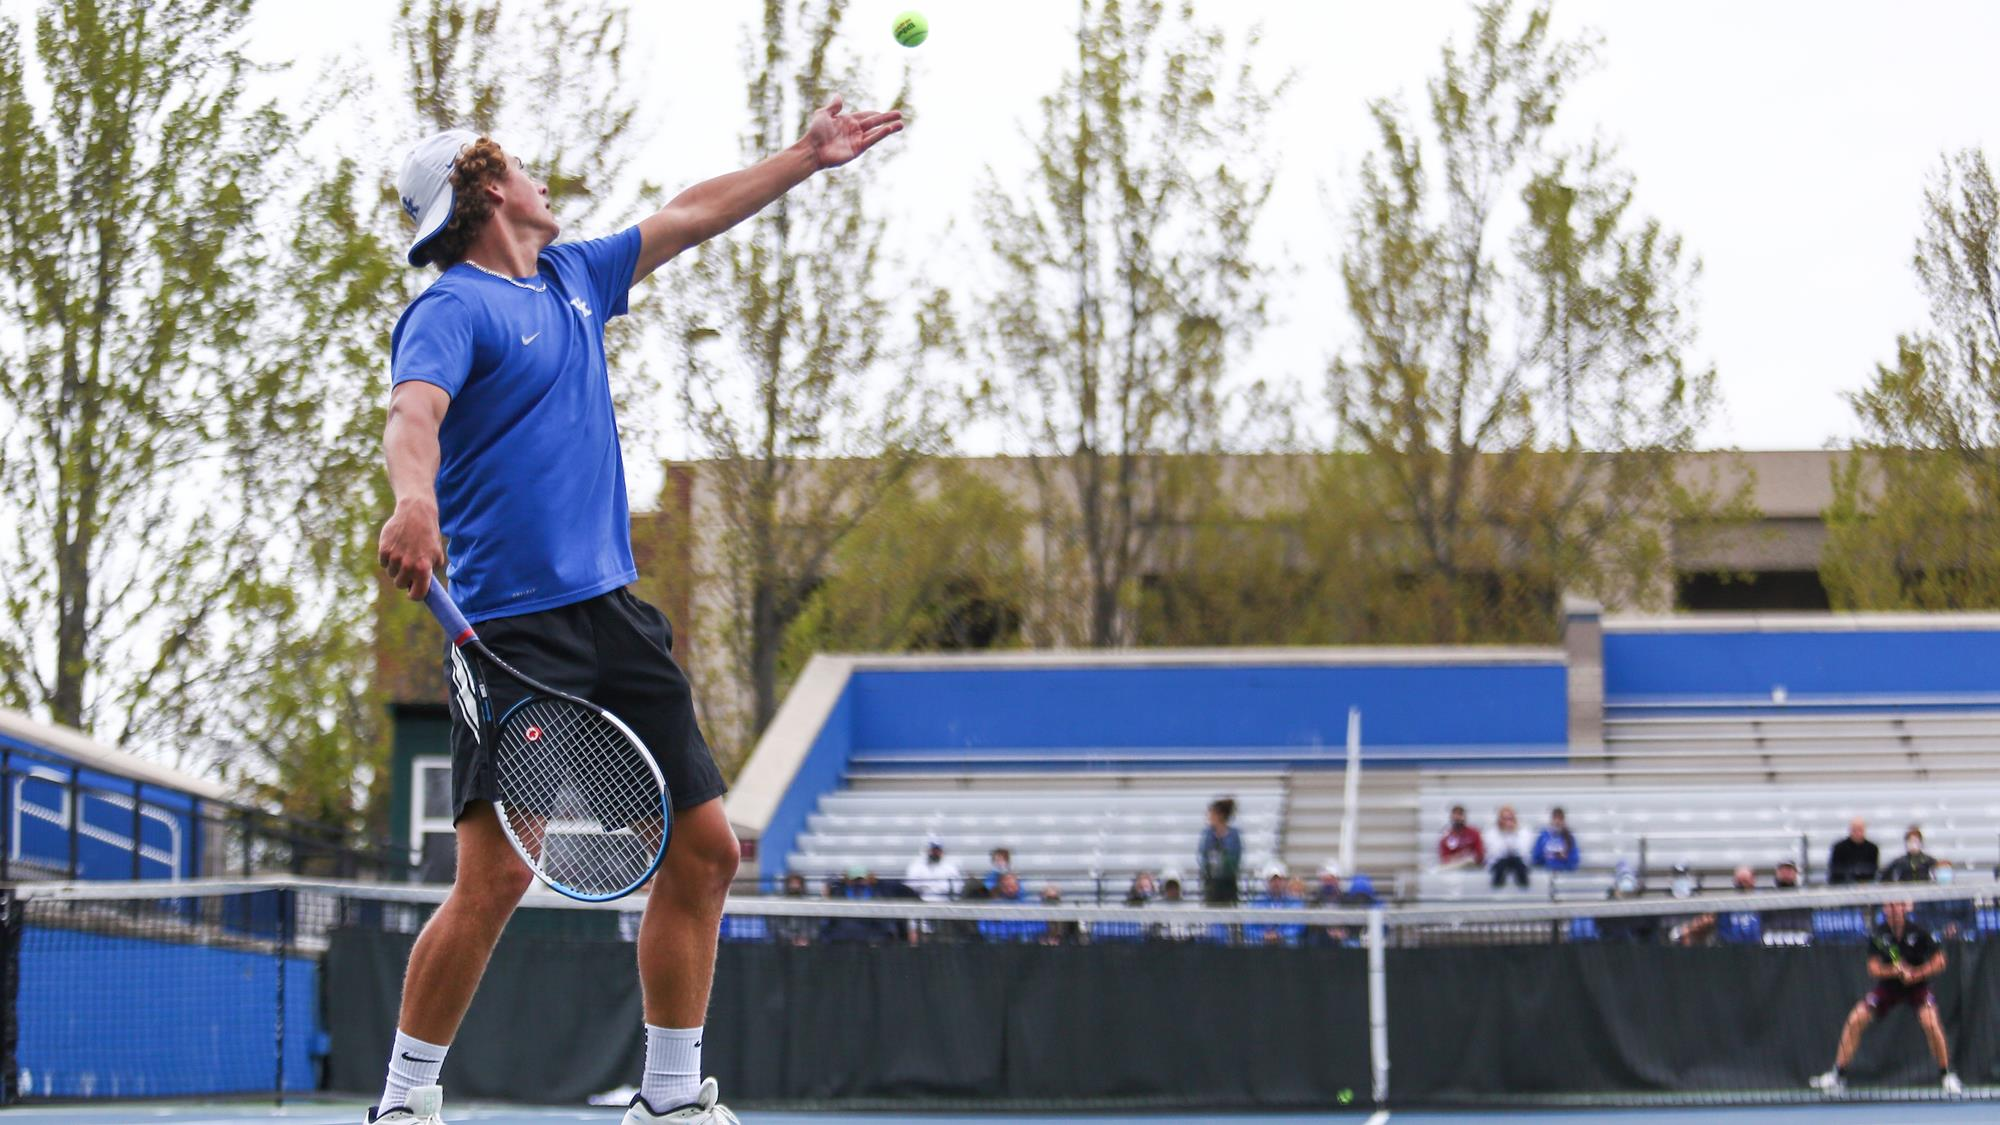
[637,798,739,1025]
[1834,1003,1872,1070]
[1917,1003,1951,1069]
[399,801,535,1041]
[626,797,740,1117]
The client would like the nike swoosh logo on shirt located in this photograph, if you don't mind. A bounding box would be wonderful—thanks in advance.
[521,332,540,345]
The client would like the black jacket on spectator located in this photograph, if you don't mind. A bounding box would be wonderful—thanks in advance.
[1827,837,1880,884]
[1881,851,1937,884]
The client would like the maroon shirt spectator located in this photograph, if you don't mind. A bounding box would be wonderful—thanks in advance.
[1438,804,1486,868]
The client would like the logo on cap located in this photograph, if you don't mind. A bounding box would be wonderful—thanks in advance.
[401,196,419,219]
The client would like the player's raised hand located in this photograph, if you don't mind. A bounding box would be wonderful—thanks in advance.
[802,94,903,169]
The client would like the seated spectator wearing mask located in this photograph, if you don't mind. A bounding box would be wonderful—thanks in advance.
[1488,805,1533,889]
[1681,866,1761,946]
[1532,807,1581,873]
[1926,860,1977,941]
[904,835,965,903]
[1828,818,1880,884]
[1881,827,1938,883]
[1124,871,1158,906]
[1438,805,1486,870]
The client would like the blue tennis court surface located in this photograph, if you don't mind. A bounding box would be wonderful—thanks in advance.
[6,1101,2000,1125]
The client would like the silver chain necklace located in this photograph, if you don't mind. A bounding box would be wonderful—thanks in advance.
[465,259,546,292]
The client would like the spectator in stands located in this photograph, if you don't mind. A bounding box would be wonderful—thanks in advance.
[1198,797,1244,905]
[1312,861,1342,905]
[1597,864,1660,943]
[1307,863,1356,947]
[983,847,1013,891]
[993,871,1026,902]
[1124,871,1158,906]
[1883,827,1938,883]
[1765,858,1811,940]
[1488,805,1532,889]
[1828,818,1880,884]
[1039,884,1080,946]
[1438,804,1486,870]
[903,835,964,903]
[1150,869,1208,943]
[771,873,817,946]
[1926,861,1976,941]
[822,864,902,945]
[1159,869,1186,903]
[1531,807,1580,873]
[1339,873,1380,907]
[1246,862,1305,945]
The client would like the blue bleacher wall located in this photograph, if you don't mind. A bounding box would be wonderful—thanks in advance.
[16,926,319,1097]
[1604,623,2000,710]
[0,735,200,880]
[757,659,1567,880]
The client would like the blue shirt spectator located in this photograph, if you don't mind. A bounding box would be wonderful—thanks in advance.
[1245,866,1306,946]
[1532,807,1581,872]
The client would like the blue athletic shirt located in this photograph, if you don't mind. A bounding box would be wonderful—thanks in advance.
[389,226,643,622]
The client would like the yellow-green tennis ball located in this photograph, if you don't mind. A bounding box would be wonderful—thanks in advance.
[1338,1089,1354,1105]
[893,11,928,47]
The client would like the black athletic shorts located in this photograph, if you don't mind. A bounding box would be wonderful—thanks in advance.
[443,587,726,824]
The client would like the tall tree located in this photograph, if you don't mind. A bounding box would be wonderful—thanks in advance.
[1823,148,2000,609]
[979,0,1281,649]
[1327,0,1738,642]
[666,0,944,756]
[213,0,656,828]
[0,0,290,745]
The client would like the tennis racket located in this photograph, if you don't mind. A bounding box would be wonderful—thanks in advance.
[425,582,671,901]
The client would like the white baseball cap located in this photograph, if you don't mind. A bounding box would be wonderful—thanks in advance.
[397,128,480,266]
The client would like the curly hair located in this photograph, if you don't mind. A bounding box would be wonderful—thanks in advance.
[415,136,509,269]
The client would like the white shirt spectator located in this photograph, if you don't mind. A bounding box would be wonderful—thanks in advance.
[904,840,964,903]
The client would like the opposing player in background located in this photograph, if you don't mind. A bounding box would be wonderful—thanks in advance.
[1810,900,1961,1097]
[372,98,902,1125]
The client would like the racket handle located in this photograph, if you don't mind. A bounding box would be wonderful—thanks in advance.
[423,581,476,645]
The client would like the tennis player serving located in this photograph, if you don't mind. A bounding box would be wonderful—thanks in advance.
[1809,900,1962,1098]
[372,98,901,1125]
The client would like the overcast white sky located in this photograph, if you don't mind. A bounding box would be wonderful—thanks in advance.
[236,1,1998,453]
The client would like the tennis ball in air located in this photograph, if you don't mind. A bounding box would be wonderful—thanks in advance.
[893,11,928,47]
[1338,1088,1355,1105]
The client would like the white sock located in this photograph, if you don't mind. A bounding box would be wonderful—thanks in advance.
[379,1028,449,1114]
[640,1023,703,1109]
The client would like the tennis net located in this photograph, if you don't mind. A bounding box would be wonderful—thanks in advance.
[1,876,1995,1110]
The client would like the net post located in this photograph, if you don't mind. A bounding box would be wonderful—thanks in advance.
[0,888,16,1106]
[275,886,294,1107]
[1366,905,1388,1106]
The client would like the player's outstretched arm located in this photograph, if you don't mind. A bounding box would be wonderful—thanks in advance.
[379,381,452,600]
[630,95,903,284]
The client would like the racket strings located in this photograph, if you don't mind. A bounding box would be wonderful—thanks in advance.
[496,698,666,897]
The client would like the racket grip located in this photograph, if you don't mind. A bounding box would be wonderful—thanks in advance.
[423,581,476,645]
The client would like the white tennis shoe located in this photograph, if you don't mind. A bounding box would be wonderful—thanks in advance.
[1943,1071,1965,1096]
[367,1084,446,1124]
[623,1077,741,1124]
[1809,1070,1845,1096]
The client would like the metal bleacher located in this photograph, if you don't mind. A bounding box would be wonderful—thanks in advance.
[1409,706,2000,900]
[788,773,1288,901]
[781,706,2000,904]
